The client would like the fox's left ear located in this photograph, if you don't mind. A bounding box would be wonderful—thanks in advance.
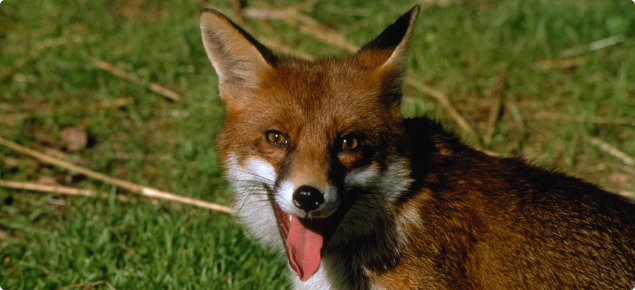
[355,5,420,107]
[357,5,420,71]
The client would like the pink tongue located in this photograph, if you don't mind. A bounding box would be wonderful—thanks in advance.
[286,215,324,281]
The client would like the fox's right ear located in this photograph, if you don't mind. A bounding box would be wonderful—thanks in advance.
[200,9,275,110]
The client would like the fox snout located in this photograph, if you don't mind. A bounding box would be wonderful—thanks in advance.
[274,150,341,220]
[292,185,323,212]
[276,181,340,219]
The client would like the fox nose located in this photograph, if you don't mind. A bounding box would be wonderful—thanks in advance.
[293,185,324,213]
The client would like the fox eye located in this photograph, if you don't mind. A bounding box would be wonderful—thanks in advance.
[266,130,287,145]
[341,136,359,151]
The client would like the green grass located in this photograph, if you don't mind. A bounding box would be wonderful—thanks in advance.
[1,0,634,289]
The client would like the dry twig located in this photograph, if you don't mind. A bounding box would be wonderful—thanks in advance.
[0,180,137,203]
[243,7,358,53]
[1,97,134,128]
[56,281,116,290]
[534,57,586,71]
[560,35,624,58]
[94,60,181,102]
[208,8,315,61]
[405,77,481,146]
[483,64,508,145]
[585,137,635,166]
[0,180,96,197]
[419,0,454,7]
[483,94,503,145]
[503,103,528,156]
[0,137,235,214]
[227,0,250,28]
[50,97,134,117]
[290,0,321,11]
[529,112,635,126]
[258,37,315,60]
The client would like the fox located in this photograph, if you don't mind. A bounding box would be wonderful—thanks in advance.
[199,5,635,290]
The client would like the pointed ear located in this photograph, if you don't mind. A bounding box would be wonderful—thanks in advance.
[356,5,420,72]
[199,9,275,108]
[354,6,419,113]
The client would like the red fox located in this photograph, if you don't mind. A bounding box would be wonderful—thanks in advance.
[199,6,635,290]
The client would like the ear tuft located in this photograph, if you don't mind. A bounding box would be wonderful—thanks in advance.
[200,9,275,105]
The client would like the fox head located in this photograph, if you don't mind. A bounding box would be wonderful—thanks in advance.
[200,6,420,282]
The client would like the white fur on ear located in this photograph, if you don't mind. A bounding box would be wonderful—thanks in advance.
[380,6,420,72]
[199,9,274,102]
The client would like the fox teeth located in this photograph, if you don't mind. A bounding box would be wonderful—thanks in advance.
[289,215,293,222]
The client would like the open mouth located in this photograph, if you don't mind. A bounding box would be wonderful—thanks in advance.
[273,202,326,282]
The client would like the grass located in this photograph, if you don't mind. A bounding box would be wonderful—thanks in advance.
[1,0,634,289]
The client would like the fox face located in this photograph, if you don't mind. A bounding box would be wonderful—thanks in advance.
[217,62,415,281]
[201,6,420,285]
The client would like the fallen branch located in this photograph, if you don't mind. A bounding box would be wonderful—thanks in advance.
[0,180,137,204]
[405,77,481,146]
[0,137,234,214]
[0,180,96,197]
[94,60,181,102]
[585,137,635,166]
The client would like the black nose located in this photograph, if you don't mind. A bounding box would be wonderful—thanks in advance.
[293,185,324,213]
